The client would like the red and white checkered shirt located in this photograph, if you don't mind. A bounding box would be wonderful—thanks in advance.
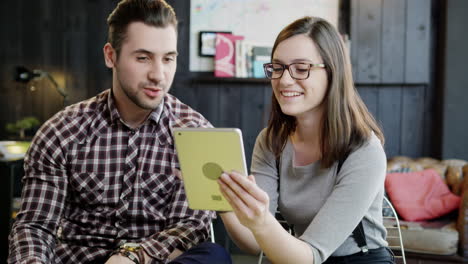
[8,89,214,264]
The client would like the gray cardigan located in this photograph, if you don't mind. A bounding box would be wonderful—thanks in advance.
[251,129,388,264]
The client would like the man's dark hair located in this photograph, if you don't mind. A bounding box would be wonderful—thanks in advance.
[107,0,178,57]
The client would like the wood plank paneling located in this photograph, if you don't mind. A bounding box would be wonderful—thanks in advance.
[357,86,379,119]
[401,86,425,157]
[41,0,65,118]
[195,84,219,126]
[86,0,114,96]
[405,0,431,83]
[350,0,359,81]
[378,86,402,158]
[64,1,88,104]
[381,0,405,83]
[241,85,268,168]
[352,0,382,83]
[218,86,241,128]
[262,86,273,128]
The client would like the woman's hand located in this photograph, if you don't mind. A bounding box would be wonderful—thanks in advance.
[218,171,271,234]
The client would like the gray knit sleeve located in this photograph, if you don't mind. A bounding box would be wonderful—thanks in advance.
[250,128,279,215]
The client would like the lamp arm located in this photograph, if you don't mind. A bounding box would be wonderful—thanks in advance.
[41,71,68,99]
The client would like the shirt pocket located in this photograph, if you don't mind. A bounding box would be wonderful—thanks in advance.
[140,172,178,216]
[69,171,109,208]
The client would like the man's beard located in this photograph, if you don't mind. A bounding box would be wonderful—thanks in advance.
[119,80,167,110]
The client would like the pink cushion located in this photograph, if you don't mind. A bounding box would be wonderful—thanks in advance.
[385,169,461,221]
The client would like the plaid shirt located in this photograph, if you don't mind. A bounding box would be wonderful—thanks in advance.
[8,90,214,264]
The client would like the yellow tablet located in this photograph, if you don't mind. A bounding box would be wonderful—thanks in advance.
[173,128,248,211]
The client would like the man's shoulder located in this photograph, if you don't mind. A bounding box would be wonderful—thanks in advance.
[39,91,109,140]
[164,94,212,128]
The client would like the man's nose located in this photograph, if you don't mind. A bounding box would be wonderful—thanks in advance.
[148,60,164,82]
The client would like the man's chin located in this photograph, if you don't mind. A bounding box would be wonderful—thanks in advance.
[139,97,164,110]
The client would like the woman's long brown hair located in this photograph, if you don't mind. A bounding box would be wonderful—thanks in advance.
[265,16,384,168]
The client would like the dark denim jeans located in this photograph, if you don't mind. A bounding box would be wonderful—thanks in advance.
[168,242,232,264]
[323,247,395,264]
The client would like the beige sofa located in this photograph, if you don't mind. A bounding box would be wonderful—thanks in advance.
[386,156,468,263]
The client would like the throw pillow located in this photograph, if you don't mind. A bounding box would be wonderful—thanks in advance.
[385,169,461,221]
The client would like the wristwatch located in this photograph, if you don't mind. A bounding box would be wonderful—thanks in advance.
[118,243,142,264]
[120,242,142,253]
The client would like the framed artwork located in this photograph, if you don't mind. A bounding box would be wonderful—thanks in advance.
[198,31,231,57]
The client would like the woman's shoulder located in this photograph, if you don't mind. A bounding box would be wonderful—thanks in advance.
[254,127,270,148]
[252,127,277,161]
[346,132,386,168]
[356,132,384,154]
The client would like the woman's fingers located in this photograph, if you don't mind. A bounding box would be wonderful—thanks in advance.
[218,179,251,216]
[219,173,268,216]
[248,174,256,184]
[228,171,269,204]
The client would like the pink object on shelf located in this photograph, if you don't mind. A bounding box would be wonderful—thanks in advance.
[214,33,244,77]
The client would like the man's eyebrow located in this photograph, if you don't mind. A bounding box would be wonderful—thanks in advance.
[132,49,154,55]
[132,49,178,56]
[166,51,178,56]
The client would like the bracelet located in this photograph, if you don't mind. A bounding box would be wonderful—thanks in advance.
[120,250,140,264]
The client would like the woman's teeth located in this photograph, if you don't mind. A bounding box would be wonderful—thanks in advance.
[281,91,302,97]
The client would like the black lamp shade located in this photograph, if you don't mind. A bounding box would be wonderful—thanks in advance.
[14,66,41,83]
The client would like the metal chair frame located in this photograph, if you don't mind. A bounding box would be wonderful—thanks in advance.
[383,195,406,264]
[257,196,406,264]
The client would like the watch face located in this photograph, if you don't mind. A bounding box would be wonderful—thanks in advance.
[122,242,142,251]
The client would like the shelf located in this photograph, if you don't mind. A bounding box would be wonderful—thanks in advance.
[191,76,270,84]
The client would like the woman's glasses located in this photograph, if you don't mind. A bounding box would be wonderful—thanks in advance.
[263,62,326,80]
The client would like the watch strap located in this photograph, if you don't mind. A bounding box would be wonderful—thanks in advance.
[120,250,140,264]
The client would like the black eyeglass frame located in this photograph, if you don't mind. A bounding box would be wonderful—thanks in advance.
[263,62,326,80]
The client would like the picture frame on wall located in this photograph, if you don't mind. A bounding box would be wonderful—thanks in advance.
[198,31,231,57]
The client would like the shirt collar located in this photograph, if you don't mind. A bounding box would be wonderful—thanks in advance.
[107,89,165,127]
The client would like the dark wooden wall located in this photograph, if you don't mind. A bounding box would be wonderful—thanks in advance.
[0,0,118,138]
[350,0,437,159]
[441,0,468,161]
[0,0,438,161]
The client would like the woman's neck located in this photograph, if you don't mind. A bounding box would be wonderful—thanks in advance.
[293,108,323,143]
[291,110,323,166]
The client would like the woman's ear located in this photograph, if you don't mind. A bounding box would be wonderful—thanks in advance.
[103,43,116,68]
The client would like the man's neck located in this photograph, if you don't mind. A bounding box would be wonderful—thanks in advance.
[119,107,151,129]
[111,89,152,129]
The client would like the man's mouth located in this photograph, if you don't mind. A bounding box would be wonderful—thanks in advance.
[143,87,163,98]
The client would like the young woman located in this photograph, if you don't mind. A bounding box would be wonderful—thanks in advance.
[218,16,393,264]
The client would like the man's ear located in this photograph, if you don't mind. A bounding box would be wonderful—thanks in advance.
[103,43,117,68]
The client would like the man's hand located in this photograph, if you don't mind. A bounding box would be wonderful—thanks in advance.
[105,253,136,264]
[106,248,182,263]
[168,248,183,260]
[174,168,183,180]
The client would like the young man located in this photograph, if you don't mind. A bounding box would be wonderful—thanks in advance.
[8,1,231,263]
